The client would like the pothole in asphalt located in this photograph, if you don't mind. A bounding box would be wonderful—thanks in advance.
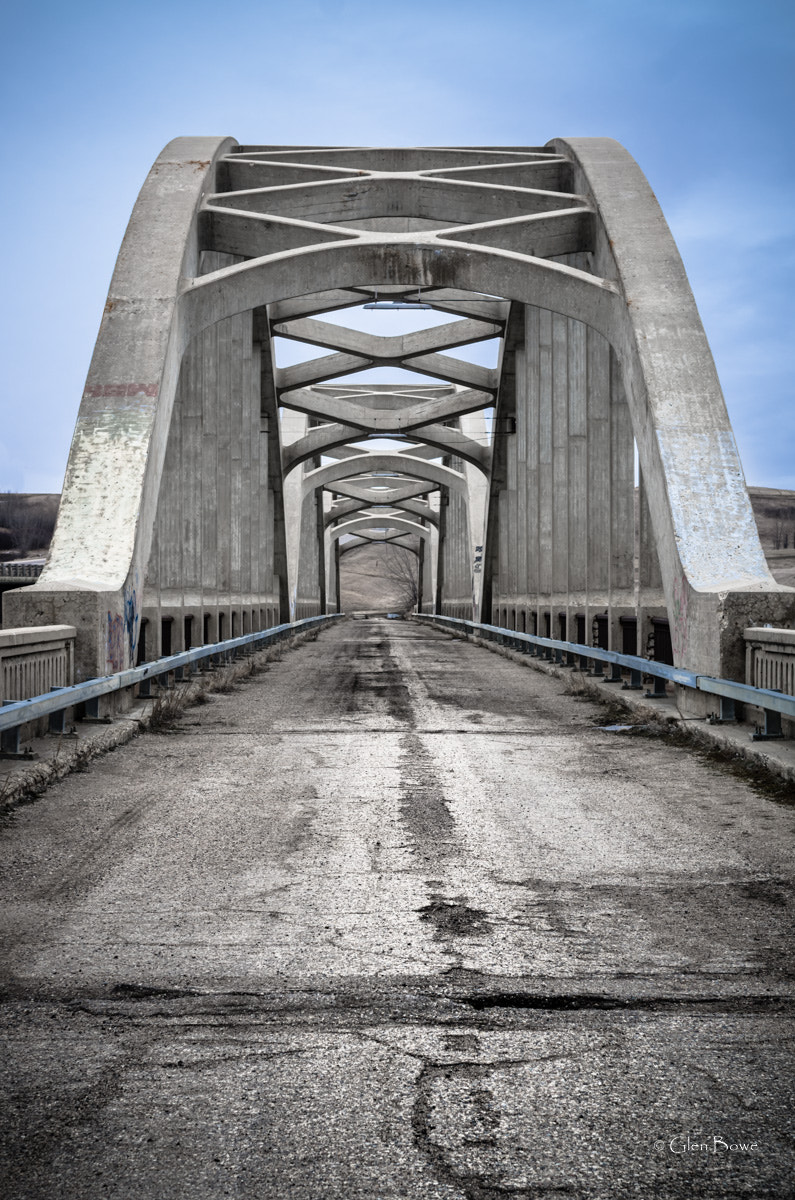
[418,895,490,938]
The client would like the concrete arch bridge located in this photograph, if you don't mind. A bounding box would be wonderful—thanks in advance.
[7,140,793,692]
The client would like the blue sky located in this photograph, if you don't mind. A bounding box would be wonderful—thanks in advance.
[1,0,792,491]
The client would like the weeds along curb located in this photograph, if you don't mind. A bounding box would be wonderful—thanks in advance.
[0,629,321,812]
[425,622,795,796]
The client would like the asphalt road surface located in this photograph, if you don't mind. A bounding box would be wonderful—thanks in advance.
[1,618,794,1199]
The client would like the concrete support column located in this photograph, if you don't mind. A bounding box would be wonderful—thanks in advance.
[281,411,310,621]
[316,475,327,614]
[229,314,244,608]
[637,467,664,656]
[434,489,448,614]
[201,324,219,618]
[537,310,553,620]
[182,328,203,630]
[334,540,341,614]
[257,409,269,607]
[586,327,611,646]
[216,319,232,623]
[158,364,183,619]
[567,318,588,643]
[524,306,540,615]
[512,348,527,621]
[551,314,569,612]
[609,350,635,649]
[460,410,489,620]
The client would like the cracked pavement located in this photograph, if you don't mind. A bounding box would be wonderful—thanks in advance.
[1,618,794,1198]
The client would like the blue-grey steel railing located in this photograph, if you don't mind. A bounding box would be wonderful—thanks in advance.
[2,611,792,750]
[0,614,343,748]
[416,614,795,738]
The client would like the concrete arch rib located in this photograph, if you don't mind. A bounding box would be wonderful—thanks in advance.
[553,138,792,674]
[180,239,621,347]
[329,516,432,543]
[283,422,489,475]
[5,137,237,677]
[302,454,466,501]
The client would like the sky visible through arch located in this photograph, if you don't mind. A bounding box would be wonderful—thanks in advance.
[0,0,792,493]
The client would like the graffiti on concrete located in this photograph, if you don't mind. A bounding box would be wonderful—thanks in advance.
[123,572,139,666]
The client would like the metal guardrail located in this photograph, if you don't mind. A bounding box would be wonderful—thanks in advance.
[3,610,792,755]
[0,613,344,752]
[416,614,795,740]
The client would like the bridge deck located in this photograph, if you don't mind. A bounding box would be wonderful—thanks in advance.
[1,619,793,1198]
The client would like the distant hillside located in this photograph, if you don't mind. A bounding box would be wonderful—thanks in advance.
[2,489,793,596]
[748,487,795,550]
[0,493,59,559]
[748,487,795,588]
[339,543,419,613]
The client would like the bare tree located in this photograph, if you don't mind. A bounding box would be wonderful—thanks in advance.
[378,542,420,611]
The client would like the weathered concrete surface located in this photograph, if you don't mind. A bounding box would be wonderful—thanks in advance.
[16,140,792,684]
[1,619,793,1198]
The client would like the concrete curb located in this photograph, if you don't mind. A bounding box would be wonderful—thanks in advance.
[0,630,319,811]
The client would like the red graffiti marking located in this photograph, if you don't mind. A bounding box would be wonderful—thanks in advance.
[84,383,158,399]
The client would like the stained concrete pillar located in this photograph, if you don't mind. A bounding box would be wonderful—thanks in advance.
[524,307,540,613]
[537,309,553,624]
[608,352,635,649]
[551,313,569,613]
[567,320,588,613]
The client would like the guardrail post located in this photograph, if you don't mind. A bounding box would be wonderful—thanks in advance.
[1,702,21,756]
[709,696,737,724]
[588,659,604,678]
[1,701,34,759]
[645,675,667,698]
[624,669,643,691]
[607,663,623,682]
[83,696,111,723]
[753,707,784,741]
[48,687,69,734]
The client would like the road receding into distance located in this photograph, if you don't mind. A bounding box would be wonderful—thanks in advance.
[1,618,793,1198]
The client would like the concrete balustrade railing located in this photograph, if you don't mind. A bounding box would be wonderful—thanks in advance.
[1,625,75,704]
[745,627,795,738]
[0,562,44,579]
[745,627,795,694]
